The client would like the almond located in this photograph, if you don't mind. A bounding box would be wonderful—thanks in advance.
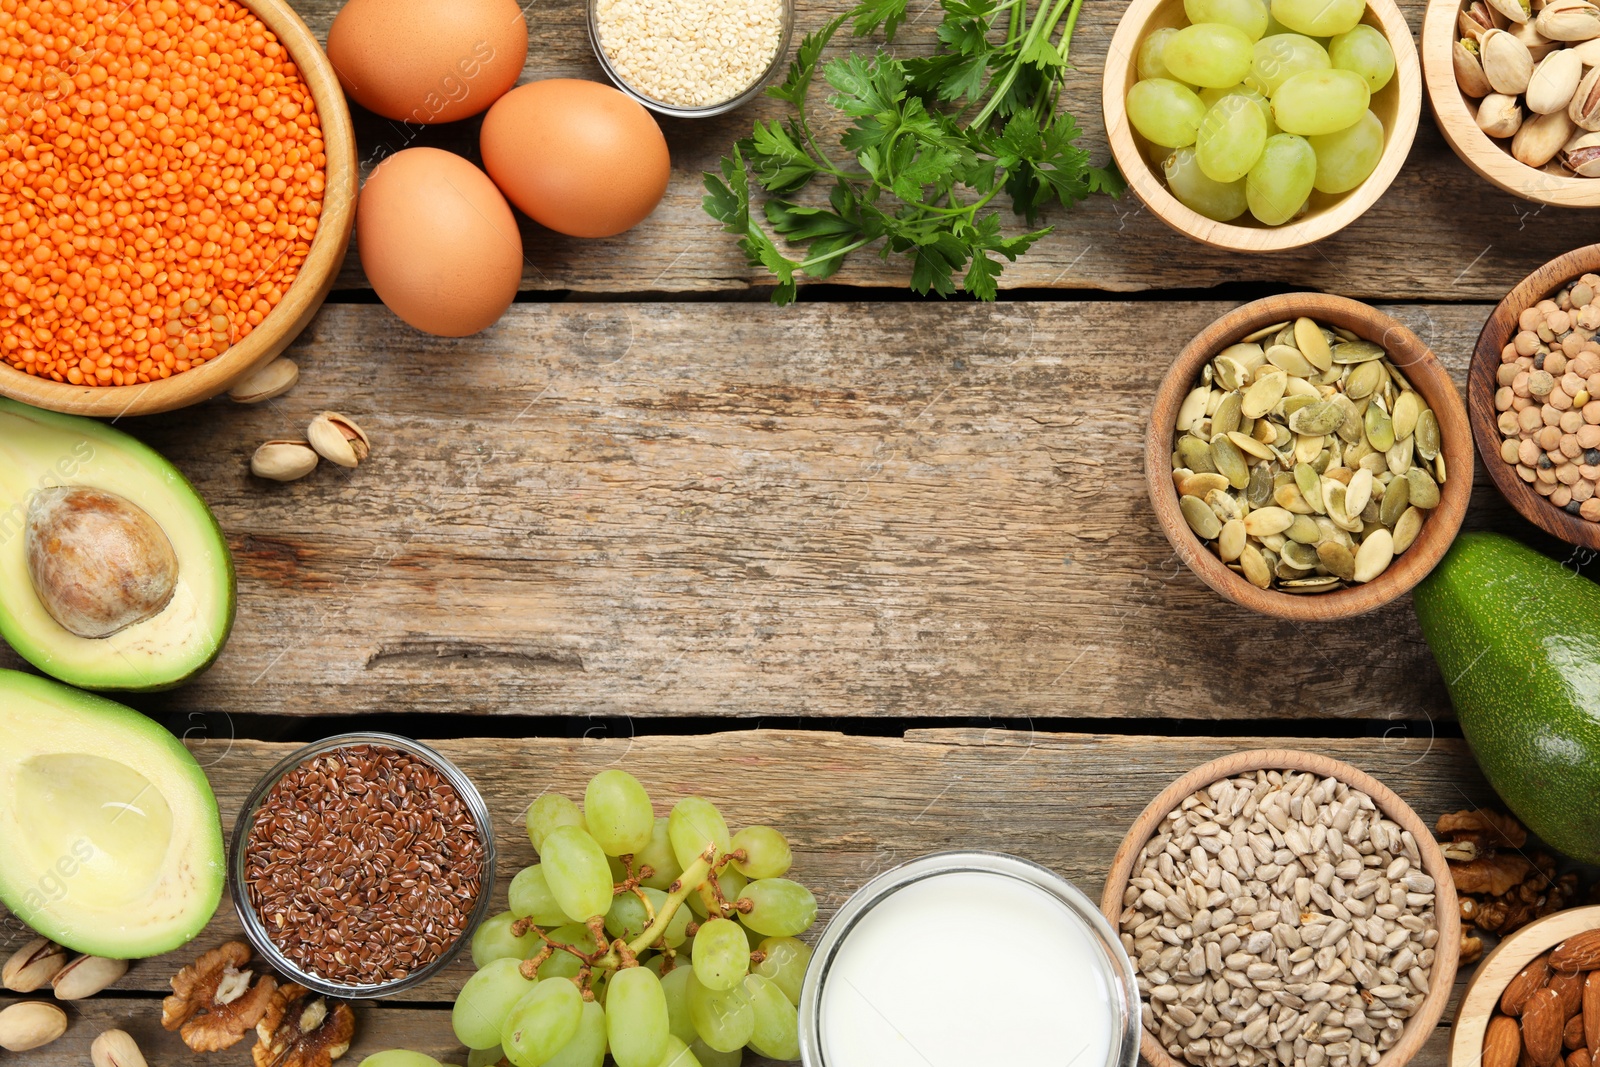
[1528,987,1570,1067]
[1510,956,1557,1017]
[1553,931,1600,973]
[1492,1014,1529,1067]
[1553,971,1588,1020]
[1585,972,1600,1052]
[1571,1051,1593,1067]
[1567,1013,1588,1051]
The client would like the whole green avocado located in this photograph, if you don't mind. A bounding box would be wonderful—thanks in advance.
[1413,531,1600,865]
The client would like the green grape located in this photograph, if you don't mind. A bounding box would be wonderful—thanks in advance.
[1250,33,1329,95]
[1185,0,1269,39]
[608,966,672,1067]
[1137,27,1180,80]
[735,879,817,938]
[690,1041,742,1067]
[454,958,537,1050]
[1271,0,1363,36]
[661,965,698,1045]
[1245,133,1316,225]
[469,1049,506,1067]
[637,817,685,891]
[539,923,599,980]
[729,826,791,880]
[1308,108,1383,192]
[742,974,799,1061]
[1162,23,1254,88]
[691,917,750,991]
[542,826,616,922]
[1162,146,1248,221]
[502,979,584,1067]
[754,937,810,1007]
[742,922,765,952]
[538,952,584,982]
[608,887,692,948]
[527,794,586,852]
[687,971,756,1054]
[687,868,747,921]
[545,1000,608,1067]
[1126,78,1206,149]
[585,770,656,857]
[1271,68,1369,135]
[510,865,573,927]
[658,1036,705,1067]
[1196,94,1268,182]
[358,1054,442,1067]
[1199,84,1277,134]
[472,911,542,967]
[669,797,731,871]
[1328,24,1394,92]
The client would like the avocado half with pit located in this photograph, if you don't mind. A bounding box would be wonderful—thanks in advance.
[0,398,235,691]
[0,669,225,957]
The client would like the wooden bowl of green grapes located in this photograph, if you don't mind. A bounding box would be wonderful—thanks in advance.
[1103,0,1422,252]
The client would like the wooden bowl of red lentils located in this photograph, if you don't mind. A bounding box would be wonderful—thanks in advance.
[0,0,356,417]
[1471,244,1600,550]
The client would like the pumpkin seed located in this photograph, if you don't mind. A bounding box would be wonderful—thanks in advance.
[1364,403,1395,452]
[1392,506,1425,553]
[1331,340,1387,364]
[1240,322,1289,345]
[1241,372,1288,419]
[1345,468,1375,518]
[1287,514,1322,544]
[1179,472,1231,498]
[1386,436,1415,477]
[1359,451,1389,476]
[1181,495,1223,539]
[1379,474,1411,527]
[1294,433,1324,465]
[1294,463,1325,514]
[1206,488,1243,523]
[1391,391,1421,441]
[1246,464,1274,507]
[1267,344,1317,377]
[1435,451,1447,483]
[1212,436,1250,489]
[1295,318,1333,371]
[1217,518,1247,562]
[1353,529,1395,583]
[1344,361,1386,400]
[1177,386,1211,431]
[1274,484,1316,514]
[1243,506,1294,537]
[1240,544,1271,588]
[1211,391,1243,439]
[1288,400,1344,436]
[1177,435,1216,473]
[1281,540,1320,570]
[1316,541,1357,581]
[1282,575,1343,592]
[1405,467,1441,509]
[1414,409,1441,461]
[1226,430,1276,460]
[1332,395,1364,443]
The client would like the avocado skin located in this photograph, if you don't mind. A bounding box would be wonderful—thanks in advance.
[1413,531,1600,865]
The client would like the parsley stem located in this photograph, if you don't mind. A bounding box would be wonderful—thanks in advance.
[797,236,874,269]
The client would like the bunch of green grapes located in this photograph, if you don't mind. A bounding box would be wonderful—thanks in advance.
[438,770,816,1067]
[1125,0,1394,225]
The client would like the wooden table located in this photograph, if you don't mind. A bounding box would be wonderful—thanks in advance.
[4,0,1591,1061]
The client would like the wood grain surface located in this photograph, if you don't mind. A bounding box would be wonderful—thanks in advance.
[0,731,1494,1065]
[278,0,1600,300]
[0,300,1546,720]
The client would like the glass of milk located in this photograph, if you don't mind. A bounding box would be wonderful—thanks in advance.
[799,851,1140,1067]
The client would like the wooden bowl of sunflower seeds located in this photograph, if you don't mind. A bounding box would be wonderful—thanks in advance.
[1102,749,1462,1067]
[1148,293,1473,620]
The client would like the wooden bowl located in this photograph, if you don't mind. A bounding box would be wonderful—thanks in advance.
[1468,244,1600,550]
[1422,0,1600,207]
[1102,749,1462,1067]
[1450,905,1600,1067]
[1102,0,1422,252]
[0,0,356,418]
[1147,292,1474,620]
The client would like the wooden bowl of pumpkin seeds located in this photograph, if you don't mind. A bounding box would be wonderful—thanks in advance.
[1148,293,1473,620]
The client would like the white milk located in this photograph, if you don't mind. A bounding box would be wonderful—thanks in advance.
[818,870,1122,1067]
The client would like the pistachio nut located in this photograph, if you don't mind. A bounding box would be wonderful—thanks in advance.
[1571,35,1600,61]
[1528,47,1583,112]
[51,954,128,1000]
[1482,28,1536,93]
[1457,38,1497,96]
[1478,91,1526,136]
[1536,0,1600,38]
[1563,130,1600,172]
[1571,65,1600,128]
[250,440,319,482]
[227,357,300,404]
[1462,0,1507,38]
[0,1001,68,1051]
[1488,0,1533,22]
[91,1029,149,1067]
[1512,16,1562,56]
[2,937,67,993]
[1514,107,1577,165]
[306,411,371,468]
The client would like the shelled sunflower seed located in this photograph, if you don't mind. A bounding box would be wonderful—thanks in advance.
[1171,318,1443,593]
[1118,769,1440,1067]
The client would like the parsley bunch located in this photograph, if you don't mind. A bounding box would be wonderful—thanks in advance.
[703,0,1123,304]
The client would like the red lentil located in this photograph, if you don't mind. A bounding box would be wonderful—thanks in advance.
[0,0,325,386]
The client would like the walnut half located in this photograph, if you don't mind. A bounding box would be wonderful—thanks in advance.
[163,942,278,1052]
[254,983,355,1067]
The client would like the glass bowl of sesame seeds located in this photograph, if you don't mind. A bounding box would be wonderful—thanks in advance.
[230,733,495,999]
[587,0,794,118]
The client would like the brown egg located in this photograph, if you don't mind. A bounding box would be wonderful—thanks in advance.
[326,0,528,124]
[480,79,671,238]
[357,148,523,337]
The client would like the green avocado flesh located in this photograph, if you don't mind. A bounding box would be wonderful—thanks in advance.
[1413,531,1600,865]
[0,398,235,691]
[0,668,225,957]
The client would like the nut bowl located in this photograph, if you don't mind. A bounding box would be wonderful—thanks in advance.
[1148,292,1473,621]
[1103,749,1462,1067]
[1103,0,1422,252]
[0,0,356,418]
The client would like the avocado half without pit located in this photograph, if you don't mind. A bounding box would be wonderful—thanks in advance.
[0,398,236,691]
[0,669,226,958]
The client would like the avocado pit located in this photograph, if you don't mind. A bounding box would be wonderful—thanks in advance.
[25,486,179,640]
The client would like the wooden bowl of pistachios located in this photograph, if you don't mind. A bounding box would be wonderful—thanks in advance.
[1424,0,1600,205]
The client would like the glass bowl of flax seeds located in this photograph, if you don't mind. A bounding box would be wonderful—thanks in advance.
[231,733,495,998]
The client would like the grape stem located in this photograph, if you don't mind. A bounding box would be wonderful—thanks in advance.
[590,850,716,972]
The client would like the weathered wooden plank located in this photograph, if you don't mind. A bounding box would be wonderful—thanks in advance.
[0,300,1544,719]
[275,0,1584,300]
[0,730,1496,1011]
